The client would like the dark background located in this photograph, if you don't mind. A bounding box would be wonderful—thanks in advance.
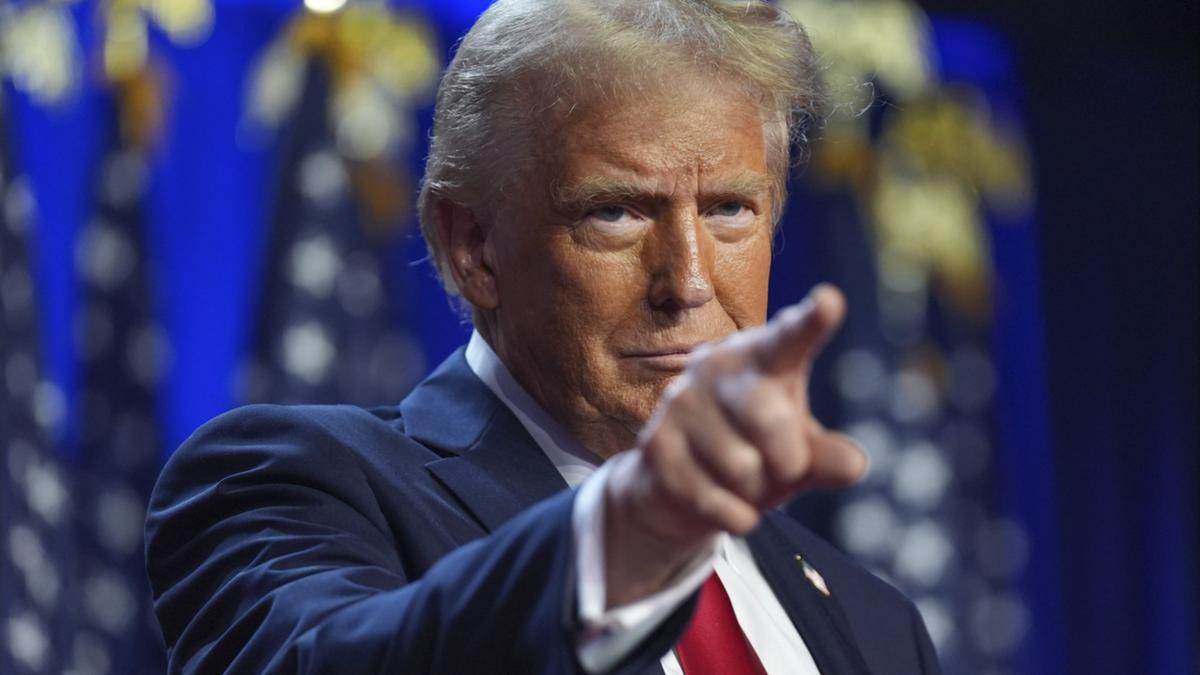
[919,1,1199,672]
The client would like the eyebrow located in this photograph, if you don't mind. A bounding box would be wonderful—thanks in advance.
[553,172,775,211]
[553,176,650,210]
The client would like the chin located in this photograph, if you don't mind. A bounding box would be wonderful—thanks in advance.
[618,375,678,422]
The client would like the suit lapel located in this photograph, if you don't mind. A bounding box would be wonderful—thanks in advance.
[402,348,569,533]
[747,514,873,675]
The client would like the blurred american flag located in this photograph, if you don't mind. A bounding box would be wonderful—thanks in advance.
[2,92,165,674]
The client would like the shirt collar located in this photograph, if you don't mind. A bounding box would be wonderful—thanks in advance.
[464,330,603,487]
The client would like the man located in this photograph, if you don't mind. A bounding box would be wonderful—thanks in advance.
[146,1,940,673]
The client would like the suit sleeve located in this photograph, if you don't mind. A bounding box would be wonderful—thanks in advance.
[144,405,689,674]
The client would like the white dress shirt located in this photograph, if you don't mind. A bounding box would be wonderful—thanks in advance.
[465,332,821,674]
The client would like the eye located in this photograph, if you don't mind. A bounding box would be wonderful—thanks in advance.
[582,204,646,235]
[704,200,757,237]
[711,201,745,217]
[592,205,629,223]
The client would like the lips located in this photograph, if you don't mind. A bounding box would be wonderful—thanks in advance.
[621,342,709,371]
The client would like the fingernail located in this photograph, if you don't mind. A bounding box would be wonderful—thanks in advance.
[781,295,815,324]
[851,439,871,481]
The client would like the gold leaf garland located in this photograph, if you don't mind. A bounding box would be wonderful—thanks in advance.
[781,0,1034,323]
[246,3,440,232]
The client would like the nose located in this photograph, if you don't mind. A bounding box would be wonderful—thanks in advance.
[645,210,716,313]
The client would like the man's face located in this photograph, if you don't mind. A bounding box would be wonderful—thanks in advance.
[481,73,776,456]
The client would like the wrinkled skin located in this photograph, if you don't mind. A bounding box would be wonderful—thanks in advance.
[450,71,775,457]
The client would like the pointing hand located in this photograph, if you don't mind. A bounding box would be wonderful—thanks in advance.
[602,284,868,606]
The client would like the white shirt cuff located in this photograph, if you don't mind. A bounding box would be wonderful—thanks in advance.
[572,452,717,673]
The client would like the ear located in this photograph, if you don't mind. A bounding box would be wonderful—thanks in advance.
[435,198,499,310]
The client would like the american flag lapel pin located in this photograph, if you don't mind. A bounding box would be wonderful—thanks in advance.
[794,555,831,597]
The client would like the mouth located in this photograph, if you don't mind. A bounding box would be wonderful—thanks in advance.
[621,343,706,372]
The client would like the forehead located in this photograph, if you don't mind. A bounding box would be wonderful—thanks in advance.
[540,72,770,184]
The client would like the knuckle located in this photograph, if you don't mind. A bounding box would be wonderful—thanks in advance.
[749,392,795,430]
[723,448,763,491]
[727,509,761,535]
[772,440,812,484]
[736,383,797,440]
[691,490,730,527]
[642,436,698,506]
[645,455,685,506]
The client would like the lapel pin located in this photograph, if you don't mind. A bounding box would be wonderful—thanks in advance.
[794,555,831,597]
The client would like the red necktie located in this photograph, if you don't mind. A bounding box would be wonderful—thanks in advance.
[675,573,768,675]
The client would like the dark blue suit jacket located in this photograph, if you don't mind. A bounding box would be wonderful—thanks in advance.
[145,348,940,674]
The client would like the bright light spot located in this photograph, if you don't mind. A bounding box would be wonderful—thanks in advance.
[892,441,951,510]
[289,235,342,298]
[305,0,347,14]
[33,380,67,435]
[77,219,136,291]
[145,0,214,45]
[299,150,348,206]
[7,612,49,671]
[3,6,81,106]
[836,495,900,556]
[8,526,59,608]
[894,519,954,587]
[281,321,336,385]
[26,458,69,524]
[334,79,397,160]
[247,44,306,128]
[83,572,136,635]
[890,367,941,423]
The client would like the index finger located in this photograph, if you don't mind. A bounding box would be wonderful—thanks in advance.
[754,283,847,375]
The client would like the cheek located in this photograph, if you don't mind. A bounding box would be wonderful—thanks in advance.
[503,238,647,348]
[540,249,657,414]
[714,230,773,326]
[550,238,648,309]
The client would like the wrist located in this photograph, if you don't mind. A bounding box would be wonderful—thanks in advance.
[602,453,711,607]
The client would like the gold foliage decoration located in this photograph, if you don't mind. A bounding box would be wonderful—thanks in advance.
[100,0,214,151]
[781,0,1034,325]
[0,2,84,106]
[0,0,213,148]
[245,2,440,231]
